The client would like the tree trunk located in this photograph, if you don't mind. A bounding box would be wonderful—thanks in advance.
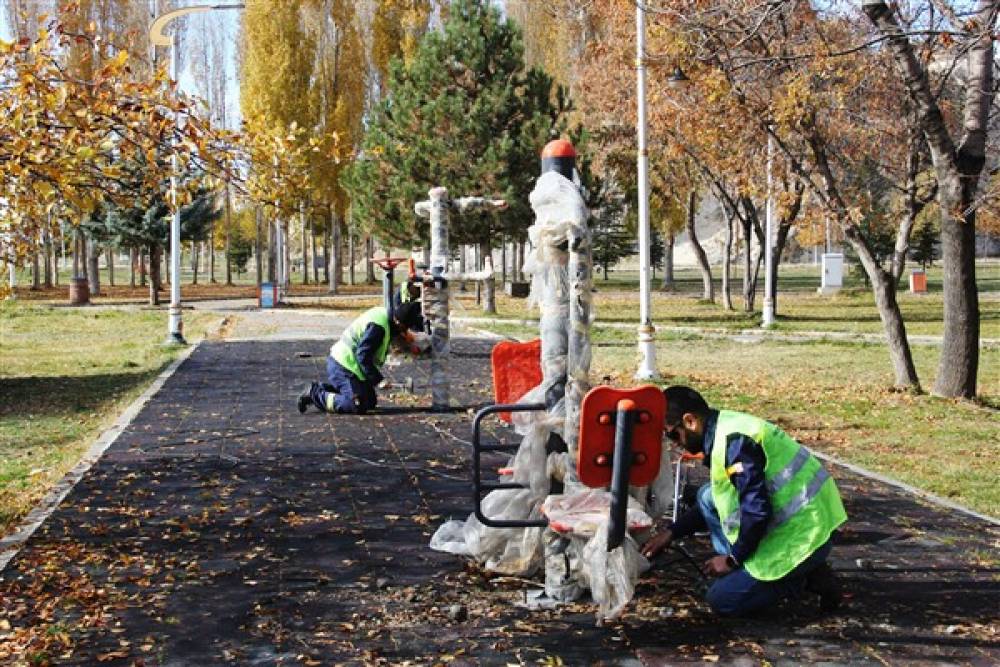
[43,230,53,288]
[481,242,496,314]
[148,244,161,306]
[87,237,100,297]
[365,236,375,284]
[328,207,339,294]
[474,245,481,305]
[661,232,675,289]
[224,186,233,285]
[844,227,921,389]
[311,216,318,284]
[459,245,467,291]
[192,242,199,285]
[31,238,40,290]
[282,221,291,296]
[130,246,136,288]
[348,232,355,286]
[334,211,343,288]
[500,239,508,285]
[140,248,147,287]
[301,207,309,285]
[52,231,60,287]
[209,229,216,283]
[323,225,331,285]
[934,179,980,397]
[267,218,276,283]
[685,190,713,302]
[722,205,735,311]
[254,206,263,290]
[106,245,114,287]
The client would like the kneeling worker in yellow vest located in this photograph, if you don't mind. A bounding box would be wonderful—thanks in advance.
[297,302,426,415]
[642,386,848,615]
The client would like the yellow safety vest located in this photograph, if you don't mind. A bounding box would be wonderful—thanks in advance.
[710,410,847,581]
[330,307,391,381]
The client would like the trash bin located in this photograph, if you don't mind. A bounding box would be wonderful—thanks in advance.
[259,282,277,308]
[909,270,927,294]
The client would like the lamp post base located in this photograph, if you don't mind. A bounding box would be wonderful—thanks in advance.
[165,307,187,346]
[635,324,659,381]
[761,297,775,329]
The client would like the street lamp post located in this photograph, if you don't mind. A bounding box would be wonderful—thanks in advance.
[149,4,244,345]
[635,1,658,380]
[761,133,775,328]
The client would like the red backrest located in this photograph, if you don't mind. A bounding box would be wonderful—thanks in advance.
[577,385,666,487]
[491,339,543,423]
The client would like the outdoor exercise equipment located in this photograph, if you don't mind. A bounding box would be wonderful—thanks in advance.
[471,385,665,551]
[414,187,507,411]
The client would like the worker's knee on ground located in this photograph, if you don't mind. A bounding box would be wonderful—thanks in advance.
[334,394,359,414]
[705,584,749,617]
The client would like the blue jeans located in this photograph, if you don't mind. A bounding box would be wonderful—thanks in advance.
[309,357,378,414]
[696,483,833,616]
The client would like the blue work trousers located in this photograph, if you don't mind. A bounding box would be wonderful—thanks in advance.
[309,356,378,414]
[696,483,833,616]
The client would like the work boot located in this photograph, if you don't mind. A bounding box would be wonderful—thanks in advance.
[805,562,843,612]
[297,383,315,414]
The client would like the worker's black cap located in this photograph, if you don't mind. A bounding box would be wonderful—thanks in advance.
[394,301,423,331]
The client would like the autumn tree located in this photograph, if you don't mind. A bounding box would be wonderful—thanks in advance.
[582,1,942,390]
[863,0,997,397]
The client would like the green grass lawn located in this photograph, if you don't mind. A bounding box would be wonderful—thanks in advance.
[478,320,1000,518]
[0,304,220,536]
[456,261,1000,339]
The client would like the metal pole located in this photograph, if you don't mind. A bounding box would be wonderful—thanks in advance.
[762,133,775,328]
[166,43,186,345]
[635,3,658,379]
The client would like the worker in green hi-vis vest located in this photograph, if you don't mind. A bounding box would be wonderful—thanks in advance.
[642,386,848,616]
[297,302,425,415]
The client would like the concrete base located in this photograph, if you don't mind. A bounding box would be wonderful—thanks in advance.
[817,286,841,296]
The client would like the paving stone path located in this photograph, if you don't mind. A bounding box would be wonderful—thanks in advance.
[1,319,997,665]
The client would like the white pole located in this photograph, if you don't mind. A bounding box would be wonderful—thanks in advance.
[635,2,658,380]
[7,262,16,299]
[762,133,775,328]
[167,43,186,344]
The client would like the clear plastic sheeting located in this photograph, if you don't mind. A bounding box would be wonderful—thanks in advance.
[541,489,653,538]
[580,527,651,622]
[429,385,551,574]
[429,489,546,575]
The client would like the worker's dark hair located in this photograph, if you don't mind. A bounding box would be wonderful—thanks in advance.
[393,301,422,332]
[664,385,710,424]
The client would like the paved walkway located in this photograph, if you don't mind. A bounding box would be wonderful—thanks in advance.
[1,316,998,665]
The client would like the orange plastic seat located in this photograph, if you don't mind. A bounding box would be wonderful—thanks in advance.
[490,339,543,423]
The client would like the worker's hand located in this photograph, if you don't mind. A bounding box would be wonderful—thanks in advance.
[701,555,734,578]
[640,527,673,559]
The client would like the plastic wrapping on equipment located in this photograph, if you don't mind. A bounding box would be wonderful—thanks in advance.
[579,525,651,622]
[429,384,552,574]
[429,489,545,575]
[542,489,653,538]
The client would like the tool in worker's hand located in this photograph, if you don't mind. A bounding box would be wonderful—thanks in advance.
[379,377,416,393]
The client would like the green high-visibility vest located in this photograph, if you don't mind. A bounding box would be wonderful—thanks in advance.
[398,283,412,304]
[710,410,847,581]
[330,307,391,382]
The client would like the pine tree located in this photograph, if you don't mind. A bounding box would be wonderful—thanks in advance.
[343,0,564,254]
[910,218,938,270]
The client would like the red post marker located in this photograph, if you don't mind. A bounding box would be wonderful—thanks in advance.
[541,139,577,180]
